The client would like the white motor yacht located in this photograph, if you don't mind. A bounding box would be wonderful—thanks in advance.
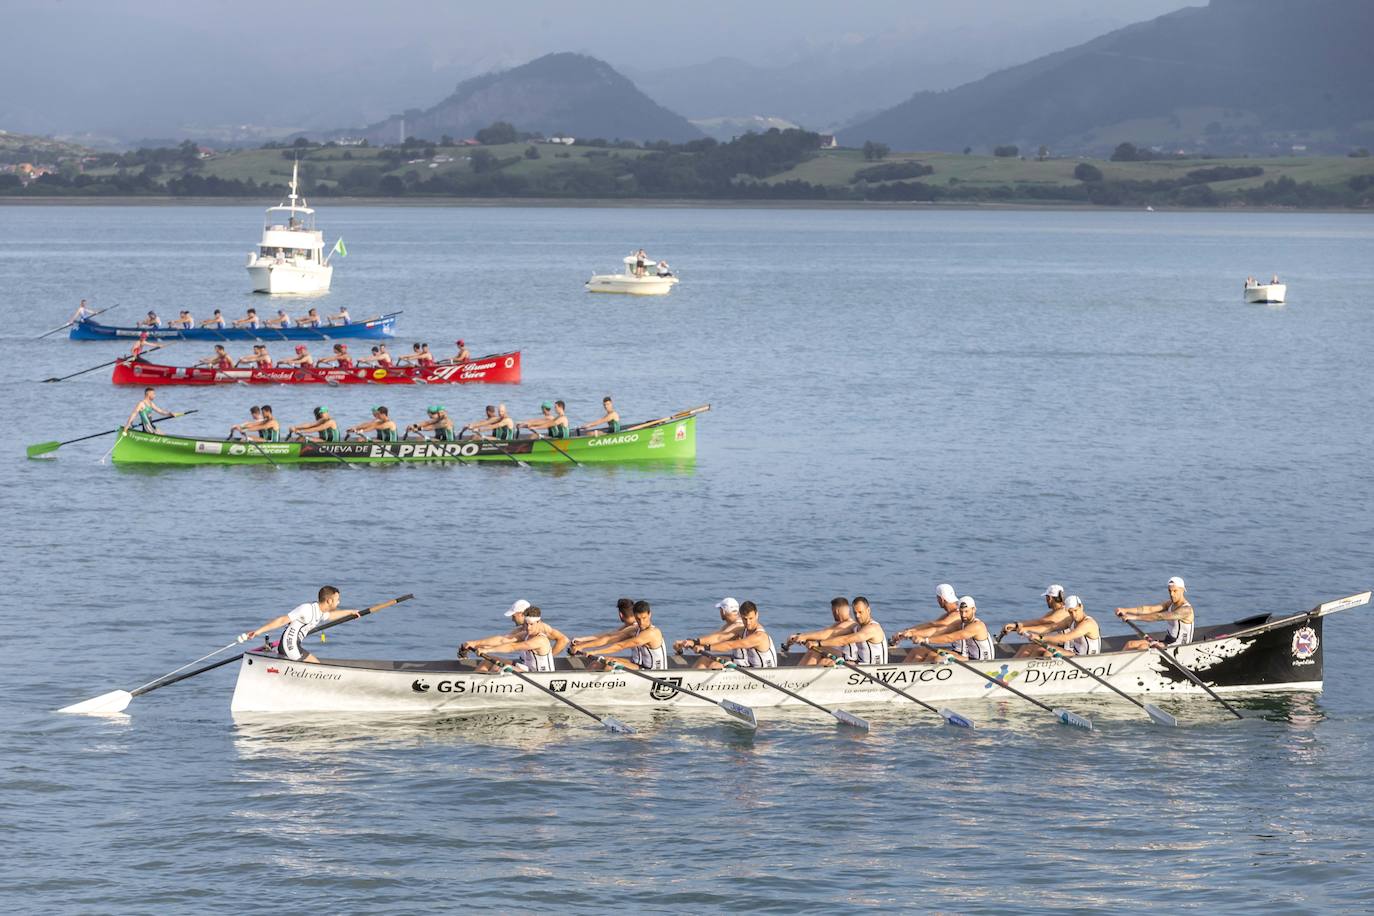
[586,255,679,296]
[1244,276,1286,304]
[246,161,337,294]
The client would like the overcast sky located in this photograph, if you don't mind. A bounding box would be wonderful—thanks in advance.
[2,0,1197,139]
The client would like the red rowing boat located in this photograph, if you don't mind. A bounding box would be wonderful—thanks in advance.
[111,352,521,386]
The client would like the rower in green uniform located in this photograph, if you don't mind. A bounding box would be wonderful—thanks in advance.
[521,401,559,437]
[582,396,622,435]
[548,400,570,439]
[480,403,517,442]
[346,406,398,441]
[407,406,456,441]
[238,404,280,442]
[122,387,176,432]
[288,407,340,441]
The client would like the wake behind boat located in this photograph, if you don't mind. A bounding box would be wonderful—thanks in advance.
[112,351,521,385]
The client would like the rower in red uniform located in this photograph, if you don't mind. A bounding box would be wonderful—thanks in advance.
[399,343,435,367]
[194,344,234,369]
[449,339,471,364]
[360,344,394,368]
[278,345,314,368]
[315,343,353,368]
[236,344,272,369]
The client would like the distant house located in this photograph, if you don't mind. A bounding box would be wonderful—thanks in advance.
[337,137,365,147]
[544,136,576,145]
[196,146,216,159]
[1291,144,1308,152]
[459,138,481,146]
[818,134,838,149]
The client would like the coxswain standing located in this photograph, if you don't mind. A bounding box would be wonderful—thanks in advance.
[194,344,234,369]
[346,406,398,442]
[999,584,1073,658]
[674,597,745,669]
[239,586,360,664]
[784,597,857,666]
[122,386,175,432]
[1118,576,1195,650]
[289,407,339,442]
[898,596,994,662]
[278,345,314,368]
[795,596,888,665]
[462,601,570,673]
[575,600,668,670]
[408,406,456,441]
[581,396,622,435]
[689,600,777,669]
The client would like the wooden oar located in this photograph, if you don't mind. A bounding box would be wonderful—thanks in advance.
[58,594,414,714]
[621,403,711,433]
[596,656,757,728]
[814,647,973,728]
[478,653,634,735]
[38,304,116,339]
[42,347,162,383]
[925,644,1092,730]
[26,410,198,459]
[1023,634,1176,726]
[1119,618,1244,720]
[717,658,869,730]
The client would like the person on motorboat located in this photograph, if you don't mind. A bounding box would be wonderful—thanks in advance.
[194,344,234,370]
[446,339,471,364]
[238,404,281,442]
[569,598,639,656]
[265,308,294,329]
[887,583,963,659]
[200,308,227,329]
[232,308,261,329]
[297,307,323,328]
[463,604,565,673]
[793,596,888,665]
[288,407,340,442]
[168,309,195,330]
[240,586,361,664]
[1030,596,1101,656]
[634,248,647,277]
[574,600,668,671]
[137,310,162,329]
[580,396,622,436]
[122,386,176,433]
[783,597,855,665]
[407,406,457,441]
[277,344,315,368]
[314,343,353,369]
[674,596,745,669]
[901,596,994,662]
[689,600,777,669]
[346,406,398,442]
[327,306,351,326]
[655,260,673,278]
[229,406,262,439]
[998,584,1073,658]
[1118,576,1195,650]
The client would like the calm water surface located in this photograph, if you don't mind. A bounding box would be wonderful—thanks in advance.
[1,204,1372,912]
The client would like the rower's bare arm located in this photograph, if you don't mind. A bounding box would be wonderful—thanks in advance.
[546,627,571,656]
[1117,602,1165,618]
[709,633,766,653]
[245,614,291,639]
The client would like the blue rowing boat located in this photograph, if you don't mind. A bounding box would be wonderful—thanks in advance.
[69,312,400,341]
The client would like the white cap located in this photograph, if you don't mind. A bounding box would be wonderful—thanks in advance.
[936,584,957,603]
[1043,584,1065,599]
[715,597,740,614]
[1167,576,1186,590]
[504,599,531,618]
[957,595,977,610]
[1065,595,1083,609]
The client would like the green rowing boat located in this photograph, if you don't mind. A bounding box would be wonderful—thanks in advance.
[110,407,705,466]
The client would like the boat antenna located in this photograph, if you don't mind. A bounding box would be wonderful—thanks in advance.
[289,159,299,208]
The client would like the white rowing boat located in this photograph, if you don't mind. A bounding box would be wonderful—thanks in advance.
[230,593,1366,715]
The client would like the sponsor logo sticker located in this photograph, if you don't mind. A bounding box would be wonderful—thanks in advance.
[228,444,247,456]
[982,663,1021,688]
[549,679,568,693]
[195,441,224,454]
[649,677,684,701]
[373,368,387,380]
[674,424,687,442]
[412,679,430,692]
[504,357,514,368]
[266,667,280,674]
[1291,626,1319,660]
[648,430,665,449]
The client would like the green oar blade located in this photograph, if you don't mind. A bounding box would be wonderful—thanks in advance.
[719,699,758,729]
[1054,708,1094,730]
[1144,703,1178,727]
[26,441,62,459]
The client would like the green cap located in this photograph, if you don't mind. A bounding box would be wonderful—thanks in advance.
[427,405,439,414]
[540,401,553,410]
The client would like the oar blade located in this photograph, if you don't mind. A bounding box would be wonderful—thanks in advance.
[833,709,870,731]
[1054,708,1093,730]
[57,690,133,715]
[26,441,62,459]
[718,699,758,729]
[939,707,975,729]
[601,716,636,735]
[1144,703,1178,727]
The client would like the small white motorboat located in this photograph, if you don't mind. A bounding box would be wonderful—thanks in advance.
[586,255,679,296]
[1244,276,1287,304]
[246,161,339,295]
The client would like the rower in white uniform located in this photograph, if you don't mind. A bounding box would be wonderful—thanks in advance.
[999,584,1074,658]
[690,600,777,669]
[569,598,637,655]
[1033,596,1101,655]
[889,583,963,657]
[239,586,361,663]
[784,597,856,666]
[673,596,745,669]
[901,596,994,662]
[462,603,565,672]
[798,596,888,665]
[578,600,668,670]
[1118,576,1195,650]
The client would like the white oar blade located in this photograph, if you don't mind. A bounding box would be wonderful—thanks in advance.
[1144,703,1178,727]
[834,709,870,731]
[719,700,758,729]
[57,690,133,715]
[939,708,975,729]
[602,716,636,735]
[1054,708,1093,730]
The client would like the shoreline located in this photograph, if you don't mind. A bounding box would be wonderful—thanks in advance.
[0,195,1364,214]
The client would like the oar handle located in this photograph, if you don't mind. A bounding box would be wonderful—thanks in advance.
[318,593,414,634]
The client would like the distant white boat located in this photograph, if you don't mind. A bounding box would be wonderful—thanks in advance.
[246,161,337,295]
[1146,205,1155,212]
[1244,277,1287,304]
[586,255,679,296]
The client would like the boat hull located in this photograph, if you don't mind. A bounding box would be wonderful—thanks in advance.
[247,260,332,294]
[585,275,678,295]
[111,414,698,465]
[111,352,521,386]
[1244,283,1286,304]
[71,314,398,341]
[228,603,1346,714]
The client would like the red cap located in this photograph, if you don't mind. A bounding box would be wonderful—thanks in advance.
[295,345,306,352]
[457,339,465,346]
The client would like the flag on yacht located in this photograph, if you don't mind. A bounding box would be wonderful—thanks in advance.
[332,238,347,258]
